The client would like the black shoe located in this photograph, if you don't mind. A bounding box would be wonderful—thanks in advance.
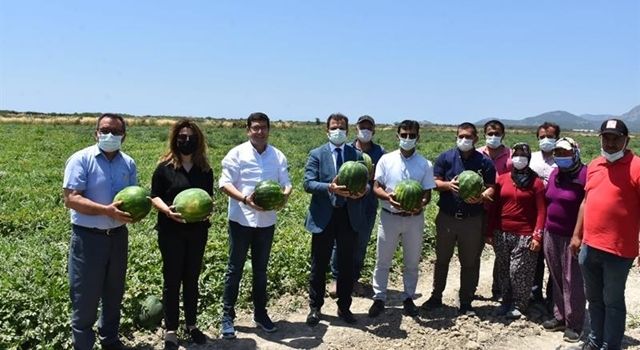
[163,341,179,350]
[403,298,419,317]
[491,291,502,301]
[458,303,477,317]
[542,318,565,332]
[254,313,278,333]
[337,308,357,324]
[420,296,443,310]
[186,327,207,344]
[306,307,321,326]
[581,340,599,350]
[368,299,385,318]
[102,340,131,350]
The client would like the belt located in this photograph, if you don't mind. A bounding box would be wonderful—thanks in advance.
[443,211,483,220]
[73,224,126,236]
[382,208,423,217]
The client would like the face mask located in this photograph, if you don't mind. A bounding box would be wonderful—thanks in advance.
[399,137,417,151]
[357,129,372,143]
[97,133,122,152]
[539,137,556,152]
[177,138,198,155]
[601,148,625,163]
[328,129,347,145]
[512,156,529,170]
[554,156,574,169]
[485,135,502,149]
[456,138,474,152]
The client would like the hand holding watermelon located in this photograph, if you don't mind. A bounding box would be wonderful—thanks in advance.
[166,205,187,224]
[245,192,266,211]
[387,193,405,211]
[329,176,351,197]
[105,201,134,223]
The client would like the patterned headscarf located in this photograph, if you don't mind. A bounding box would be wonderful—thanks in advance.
[511,142,536,188]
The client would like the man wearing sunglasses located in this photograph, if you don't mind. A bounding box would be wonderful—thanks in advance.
[63,113,137,350]
[368,120,435,318]
[422,122,496,316]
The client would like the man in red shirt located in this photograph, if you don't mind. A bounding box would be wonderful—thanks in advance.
[570,119,640,350]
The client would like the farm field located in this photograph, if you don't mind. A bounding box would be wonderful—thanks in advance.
[0,117,637,349]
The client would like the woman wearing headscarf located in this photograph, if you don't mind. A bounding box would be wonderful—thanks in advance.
[488,143,546,319]
[150,119,213,349]
[541,137,586,342]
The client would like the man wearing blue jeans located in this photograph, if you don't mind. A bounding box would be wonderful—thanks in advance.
[63,113,136,350]
[570,119,640,350]
[218,113,292,339]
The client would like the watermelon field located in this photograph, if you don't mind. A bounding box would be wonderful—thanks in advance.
[0,116,637,349]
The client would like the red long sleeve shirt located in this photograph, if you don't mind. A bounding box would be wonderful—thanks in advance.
[488,173,546,241]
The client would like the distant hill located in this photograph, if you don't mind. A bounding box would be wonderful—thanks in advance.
[476,105,640,132]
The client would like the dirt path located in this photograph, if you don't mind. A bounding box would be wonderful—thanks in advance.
[132,248,640,349]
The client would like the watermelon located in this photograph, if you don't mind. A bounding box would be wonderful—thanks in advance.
[458,170,484,201]
[113,186,152,223]
[253,180,286,210]
[394,179,424,211]
[172,188,213,223]
[360,153,373,176]
[337,161,369,194]
[137,295,163,329]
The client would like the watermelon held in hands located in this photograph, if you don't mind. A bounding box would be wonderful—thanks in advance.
[394,179,424,211]
[113,186,152,222]
[253,180,286,210]
[137,295,163,330]
[337,161,369,195]
[359,153,373,176]
[458,170,484,201]
[172,188,213,223]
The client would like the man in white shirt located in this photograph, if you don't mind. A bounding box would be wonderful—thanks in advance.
[368,120,436,318]
[529,121,560,305]
[218,112,292,339]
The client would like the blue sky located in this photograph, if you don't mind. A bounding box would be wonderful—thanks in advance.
[1,1,639,124]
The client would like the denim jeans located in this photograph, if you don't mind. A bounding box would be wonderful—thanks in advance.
[579,244,634,350]
[68,225,128,350]
[222,221,274,319]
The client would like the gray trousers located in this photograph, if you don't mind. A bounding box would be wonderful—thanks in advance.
[431,211,485,305]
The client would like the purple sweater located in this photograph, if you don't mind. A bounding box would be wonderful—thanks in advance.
[544,165,587,236]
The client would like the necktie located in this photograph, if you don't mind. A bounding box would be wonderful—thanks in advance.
[334,148,345,207]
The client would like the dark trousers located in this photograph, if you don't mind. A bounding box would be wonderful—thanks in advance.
[309,207,357,311]
[222,221,275,319]
[330,208,376,281]
[157,228,208,331]
[68,225,128,350]
[532,247,553,300]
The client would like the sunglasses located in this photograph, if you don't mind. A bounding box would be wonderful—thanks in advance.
[177,134,197,142]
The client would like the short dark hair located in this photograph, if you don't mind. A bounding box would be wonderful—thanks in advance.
[96,113,126,133]
[396,120,420,134]
[326,113,349,129]
[457,122,477,137]
[483,119,505,134]
[536,122,560,138]
[246,112,270,129]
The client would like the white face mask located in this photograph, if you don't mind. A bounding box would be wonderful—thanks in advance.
[328,129,347,146]
[357,129,373,143]
[601,148,625,162]
[485,135,502,149]
[456,138,474,152]
[539,137,556,152]
[399,137,417,151]
[512,156,529,170]
[97,133,123,152]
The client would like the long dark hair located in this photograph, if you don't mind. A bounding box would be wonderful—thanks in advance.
[159,119,211,172]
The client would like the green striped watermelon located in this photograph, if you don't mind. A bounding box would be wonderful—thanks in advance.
[337,161,369,194]
[394,179,424,211]
[137,295,163,329]
[458,170,484,201]
[113,186,152,223]
[172,188,213,223]
[360,153,373,176]
[253,180,285,210]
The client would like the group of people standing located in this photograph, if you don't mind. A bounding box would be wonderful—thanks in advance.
[63,112,639,350]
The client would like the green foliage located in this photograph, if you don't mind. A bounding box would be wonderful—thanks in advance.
[0,122,637,348]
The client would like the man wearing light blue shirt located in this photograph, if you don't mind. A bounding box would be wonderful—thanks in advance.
[63,113,137,350]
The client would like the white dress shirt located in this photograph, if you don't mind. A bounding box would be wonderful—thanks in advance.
[219,141,291,228]
[329,142,344,172]
[374,149,436,212]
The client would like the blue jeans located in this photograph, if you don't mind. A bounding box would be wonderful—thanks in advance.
[579,244,634,350]
[68,225,128,350]
[331,208,376,281]
[222,221,274,319]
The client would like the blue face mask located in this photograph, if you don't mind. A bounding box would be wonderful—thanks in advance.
[554,156,574,169]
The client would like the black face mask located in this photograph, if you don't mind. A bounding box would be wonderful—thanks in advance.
[176,138,198,155]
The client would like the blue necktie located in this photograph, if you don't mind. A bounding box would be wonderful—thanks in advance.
[335,148,345,207]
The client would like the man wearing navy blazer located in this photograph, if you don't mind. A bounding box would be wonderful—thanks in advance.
[304,113,368,326]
